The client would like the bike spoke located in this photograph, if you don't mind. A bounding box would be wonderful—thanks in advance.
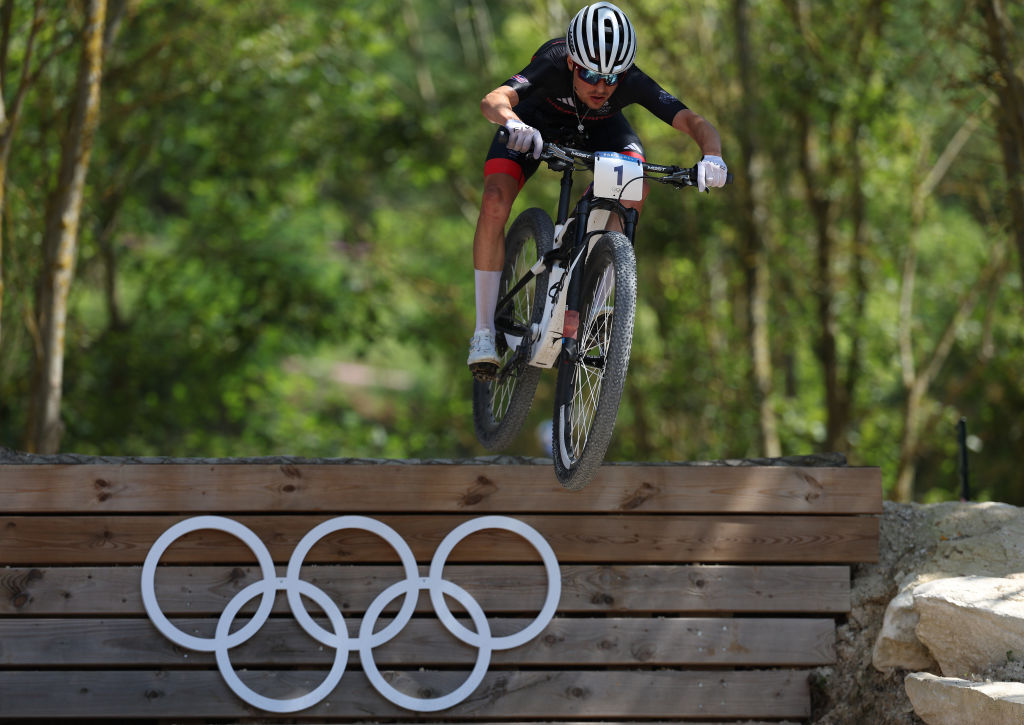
[489,240,537,419]
[565,267,616,461]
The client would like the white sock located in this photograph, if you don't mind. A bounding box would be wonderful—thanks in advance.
[474,269,503,334]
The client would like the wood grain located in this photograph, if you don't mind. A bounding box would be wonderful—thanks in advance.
[0,616,835,666]
[0,669,811,719]
[0,513,880,564]
[0,461,879,722]
[0,564,851,616]
[0,463,882,514]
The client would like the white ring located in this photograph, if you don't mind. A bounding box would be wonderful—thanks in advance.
[360,577,492,712]
[142,514,561,713]
[428,515,560,649]
[215,577,349,713]
[141,516,277,652]
[284,516,419,649]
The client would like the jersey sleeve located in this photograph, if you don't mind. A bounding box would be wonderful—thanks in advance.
[628,67,688,125]
[502,43,565,101]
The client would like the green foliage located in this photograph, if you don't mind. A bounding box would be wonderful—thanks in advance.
[1,1,1022,502]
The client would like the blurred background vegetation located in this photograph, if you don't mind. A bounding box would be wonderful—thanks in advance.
[1,0,1021,503]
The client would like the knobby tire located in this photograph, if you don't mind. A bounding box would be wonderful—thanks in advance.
[472,208,553,451]
[552,232,637,490]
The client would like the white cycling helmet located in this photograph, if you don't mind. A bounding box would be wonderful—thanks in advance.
[566,2,637,75]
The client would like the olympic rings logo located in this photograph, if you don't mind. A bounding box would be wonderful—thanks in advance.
[141,515,561,714]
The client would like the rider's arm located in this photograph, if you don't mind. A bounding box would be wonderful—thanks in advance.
[480,85,522,126]
[672,108,723,158]
[482,84,543,159]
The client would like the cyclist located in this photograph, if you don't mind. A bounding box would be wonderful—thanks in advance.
[468,2,728,379]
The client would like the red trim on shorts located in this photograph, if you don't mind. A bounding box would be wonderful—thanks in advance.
[620,149,646,163]
[484,158,527,189]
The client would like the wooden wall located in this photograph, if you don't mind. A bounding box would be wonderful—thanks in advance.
[0,461,882,722]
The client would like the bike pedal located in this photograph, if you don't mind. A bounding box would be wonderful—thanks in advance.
[470,362,499,382]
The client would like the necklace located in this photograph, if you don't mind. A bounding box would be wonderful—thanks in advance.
[574,101,588,132]
[571,81,588,132]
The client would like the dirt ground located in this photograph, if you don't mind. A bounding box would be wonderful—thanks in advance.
[808,499,1018,723]
[809,501,933,723]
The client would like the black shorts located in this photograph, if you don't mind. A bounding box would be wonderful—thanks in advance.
[484,112,645,188]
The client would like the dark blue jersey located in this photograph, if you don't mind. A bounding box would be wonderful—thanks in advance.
[502,38,688,131]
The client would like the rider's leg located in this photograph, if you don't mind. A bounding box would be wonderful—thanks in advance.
[607,181,648,232]
[473,171,521,333]
[468,169,522,376]
[469,129,539,376]
[583,115,647,233]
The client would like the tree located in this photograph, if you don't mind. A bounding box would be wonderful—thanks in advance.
[731,0,780,457]
[977,0,1024,297]
[24,0,106,452]
[0,0,46,347]
[894,112,1008,501]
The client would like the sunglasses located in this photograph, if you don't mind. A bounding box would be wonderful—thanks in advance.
[575,65,620,87]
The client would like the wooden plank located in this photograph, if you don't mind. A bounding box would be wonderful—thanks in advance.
[1,564,851,615]
[0,617,835,667]
[0,514,880,564]
[0,463,883,514]
[0,669,811,719]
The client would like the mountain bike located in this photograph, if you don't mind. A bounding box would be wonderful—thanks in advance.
[473,129,730,490]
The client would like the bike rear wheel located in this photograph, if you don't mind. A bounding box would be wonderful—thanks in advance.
[552,231,637,489]
[473,208,552,451]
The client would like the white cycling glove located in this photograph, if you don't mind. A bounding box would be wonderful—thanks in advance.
[697,155,728,192]
[504,119,543,160]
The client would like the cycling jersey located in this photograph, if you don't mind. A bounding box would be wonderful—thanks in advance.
[504,38,688,131]
[484,38,688,187]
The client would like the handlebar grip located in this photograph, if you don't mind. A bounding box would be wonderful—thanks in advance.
[496,126,509,143]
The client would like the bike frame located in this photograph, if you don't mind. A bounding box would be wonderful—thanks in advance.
[475,131,729,488]
[493,154,640,371]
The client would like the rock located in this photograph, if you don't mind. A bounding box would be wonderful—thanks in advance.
[914,576,1024,677]
[905,672,1024,725]
[872,584,941,671]
[872,502,1024,673]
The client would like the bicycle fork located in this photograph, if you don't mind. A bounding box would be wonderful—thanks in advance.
[560,196,592,365]
[560,198,639,366]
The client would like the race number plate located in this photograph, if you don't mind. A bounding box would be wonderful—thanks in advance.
[593,151,644,201]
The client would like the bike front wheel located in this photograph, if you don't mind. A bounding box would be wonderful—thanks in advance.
[552,231,637,490]
[473,208,553,451]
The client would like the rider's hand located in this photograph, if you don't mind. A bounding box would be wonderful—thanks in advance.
[504,119,543,160]
[697,155,728,192]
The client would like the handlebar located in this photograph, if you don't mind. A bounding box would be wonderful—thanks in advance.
[495,125,732,189]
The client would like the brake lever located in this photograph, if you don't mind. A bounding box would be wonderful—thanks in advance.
[544,145,572,164]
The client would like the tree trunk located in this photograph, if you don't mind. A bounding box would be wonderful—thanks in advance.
[894,113,984,501]
[979,0,1024,299]
[25,0,106,453]
[844,122,867,436]
[733,0,780,457]
[0,0,44,347]
[795,108,845,452]
[895,250,1004,501]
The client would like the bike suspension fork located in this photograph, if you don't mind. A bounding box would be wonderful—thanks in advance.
[622,206,639,242]
[560,203,640,365]
[560,196,593,364]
